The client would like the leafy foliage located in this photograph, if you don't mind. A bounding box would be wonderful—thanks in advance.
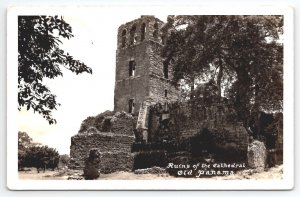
[18,131,33,148]
[18,131,60,172]
[21,145,59,172]
[162,16,214,99]
[18,16,92,124]
[59,154,70,167]
[162,15,283,123]
[18,131,37,169]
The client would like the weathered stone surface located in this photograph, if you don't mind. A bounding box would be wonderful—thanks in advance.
[85,127,98,134]
[100,151,135,173]
[79,111,136,134]
[70,111,136,173]
[78,110,114,133]
[83,148,101,180]
[114,15,179,115]
[247,140,267,171]
[111,111,136,135]
[69,132,135,171]
[147,100,249,155]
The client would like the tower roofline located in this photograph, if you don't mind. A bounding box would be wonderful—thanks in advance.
[118,15,165,31]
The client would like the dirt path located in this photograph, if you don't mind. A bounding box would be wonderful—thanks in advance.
[18,165,283,180]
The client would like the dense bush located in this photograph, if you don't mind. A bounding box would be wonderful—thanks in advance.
[59,154,70,167]
[19,145,60,172]
[18,131,60,172]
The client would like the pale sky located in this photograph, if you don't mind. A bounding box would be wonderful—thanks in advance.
[18,9,168,155]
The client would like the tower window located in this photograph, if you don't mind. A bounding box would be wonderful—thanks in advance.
[165,90,168,98]
[128,99,135,114]
[161,35,166,45]
[153,23,158,39]
[163,62,169,79]
[121,29,126,48]
[140,23,146,41]
[129,60,136,77]
[130,25,136,45]
[164,102,168,111]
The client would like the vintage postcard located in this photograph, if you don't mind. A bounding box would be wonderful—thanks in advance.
[7,4,294,190]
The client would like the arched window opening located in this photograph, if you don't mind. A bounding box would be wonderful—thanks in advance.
[161,35,167,45]
[165,89,168,98]
[129,60,136,77]
[153,23,158,39]
[140,23,146,41]
[130,25,136,45]
[128,99,135,114]
[163,62,169,79]
[121,29,126,48]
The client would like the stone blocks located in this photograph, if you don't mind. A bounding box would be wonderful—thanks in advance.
[247,140,267,172]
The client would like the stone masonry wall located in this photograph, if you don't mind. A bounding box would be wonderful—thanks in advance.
[117,15,164,49]
[148,41,179,103]
[69,133,135,173]
[69,111,136,173]
[114,15,179,115]
[148,75,179,103]
[114,42,150,115]
[147,99,249,158]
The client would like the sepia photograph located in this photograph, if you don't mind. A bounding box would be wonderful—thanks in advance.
[7,5,294,190]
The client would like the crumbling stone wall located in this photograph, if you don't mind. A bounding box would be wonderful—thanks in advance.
[69,111,136,173]
[147,98,249,162]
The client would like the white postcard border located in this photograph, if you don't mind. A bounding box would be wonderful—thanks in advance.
[7,4,294,190]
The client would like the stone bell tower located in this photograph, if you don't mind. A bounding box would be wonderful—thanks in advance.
[114,15,179,117]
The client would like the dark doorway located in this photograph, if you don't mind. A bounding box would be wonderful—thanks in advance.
[128,99,135,114]
[140,23,146,41]
[163,62,168,79]
[153,23,158,39]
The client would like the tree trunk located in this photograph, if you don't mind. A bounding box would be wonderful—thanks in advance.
[235,67,252,124]
[216,56,223,98]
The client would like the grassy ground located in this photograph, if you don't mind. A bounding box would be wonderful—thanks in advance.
[18,165,283,180]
